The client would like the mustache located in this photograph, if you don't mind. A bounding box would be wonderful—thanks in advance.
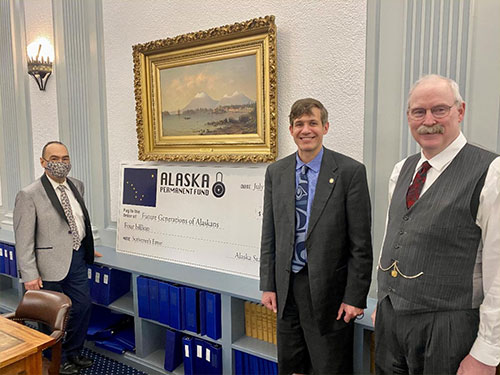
[416,124,444,134]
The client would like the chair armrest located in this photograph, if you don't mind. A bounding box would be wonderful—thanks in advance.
[50,329,64,342]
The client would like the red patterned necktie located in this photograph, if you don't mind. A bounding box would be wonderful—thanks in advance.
[406,161,431,209]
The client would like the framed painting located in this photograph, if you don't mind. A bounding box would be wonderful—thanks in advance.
[133,16,277,162]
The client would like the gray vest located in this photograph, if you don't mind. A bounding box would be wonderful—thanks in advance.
[378,144,497,312]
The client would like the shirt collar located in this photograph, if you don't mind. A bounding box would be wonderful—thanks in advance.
[417,132,467,172]
[46,173,69,191]
[296,147,324,173]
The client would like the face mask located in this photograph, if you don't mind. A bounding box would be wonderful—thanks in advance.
[44,161,72,179]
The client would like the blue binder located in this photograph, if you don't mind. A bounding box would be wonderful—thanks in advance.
[86,305,125,339]
[113,326,135,351]
[169,284,183,329]
[90,265,102,303]
[164,329,182,372]
[234,350,243,375]
[99,267,131,305]
[206,342,222,375]
[182,336,195,375]
[184,287,199,333]
[249,354,259,375]
[194,338,207,374]
[0,243,4,275]
[148,278,160,322]
[95,339,125,354]
[7,245,17,277]
[3,247,10,276]
[199,290,206,336]
[271,360,278,375]
[158,281,170,325]
[205,292,221,340]
[136,276,150,319]
[243,352,250,375]
[87,266,93,292]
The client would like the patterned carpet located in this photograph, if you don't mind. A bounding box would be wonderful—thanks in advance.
[78,348,148,375]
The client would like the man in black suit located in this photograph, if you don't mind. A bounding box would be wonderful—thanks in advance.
[260,98,373,374]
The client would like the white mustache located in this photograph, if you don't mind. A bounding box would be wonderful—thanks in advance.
[417,124,444,135]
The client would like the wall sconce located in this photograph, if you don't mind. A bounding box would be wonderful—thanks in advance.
[27,37,54,91]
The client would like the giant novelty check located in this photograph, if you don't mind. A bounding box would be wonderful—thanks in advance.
[116,163,266,278]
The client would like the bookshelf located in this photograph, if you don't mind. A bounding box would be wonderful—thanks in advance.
[0,240,375,374]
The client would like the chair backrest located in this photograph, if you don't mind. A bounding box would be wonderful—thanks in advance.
[14,290,72,340]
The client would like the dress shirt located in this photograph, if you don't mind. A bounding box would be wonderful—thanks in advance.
[295,147,324,230]
[383,132,500,366]
[46,174,86,242]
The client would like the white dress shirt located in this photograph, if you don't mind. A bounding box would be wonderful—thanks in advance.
[384,132,500,366]
[47,174,86,242]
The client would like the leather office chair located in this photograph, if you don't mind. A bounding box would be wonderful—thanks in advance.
[4,290,72,375]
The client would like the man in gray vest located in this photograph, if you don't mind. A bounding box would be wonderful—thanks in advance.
[374,75,500,374]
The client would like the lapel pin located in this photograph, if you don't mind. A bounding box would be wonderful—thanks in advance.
[329,178,334,184]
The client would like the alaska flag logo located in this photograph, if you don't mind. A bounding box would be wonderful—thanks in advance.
[123,168,157,207]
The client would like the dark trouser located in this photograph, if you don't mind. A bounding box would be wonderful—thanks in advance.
[375,296,479,375]
[277,266,354,375]
[42,247,92,360]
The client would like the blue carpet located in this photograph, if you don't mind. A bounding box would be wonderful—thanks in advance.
[79,347,148,375]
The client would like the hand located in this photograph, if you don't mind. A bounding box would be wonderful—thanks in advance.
[94,250,103,257]
[457,354,496,375]
[371,306,377,327]
[24,277,43,290]
[261,291,277,313]
[336,302,363,323]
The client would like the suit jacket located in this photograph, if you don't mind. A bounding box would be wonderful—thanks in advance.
[13,174,95,283]
[259,148,372,334]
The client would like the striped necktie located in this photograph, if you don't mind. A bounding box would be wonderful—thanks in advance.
[406,161,432,209]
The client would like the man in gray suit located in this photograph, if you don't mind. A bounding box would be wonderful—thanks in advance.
[260,98,373,374]
[14,141,95,375]
[375,75,500,374]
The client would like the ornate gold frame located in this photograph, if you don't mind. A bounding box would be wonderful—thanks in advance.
[133,16,277,162]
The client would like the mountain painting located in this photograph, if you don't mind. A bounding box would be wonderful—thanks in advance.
[160,54,257,137]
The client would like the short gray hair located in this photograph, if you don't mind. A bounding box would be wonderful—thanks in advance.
[407,74,463,109]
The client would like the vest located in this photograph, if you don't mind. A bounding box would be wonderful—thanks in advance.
[378,144,497,312]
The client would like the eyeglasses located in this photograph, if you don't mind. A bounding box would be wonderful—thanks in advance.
[43,156,70,163]
[408,104,457,120]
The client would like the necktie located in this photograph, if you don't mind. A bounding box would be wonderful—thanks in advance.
[292,165,309,273]
[57,185,81,250]
[406,161,432,209]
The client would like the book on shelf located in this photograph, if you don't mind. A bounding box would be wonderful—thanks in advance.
[233,350,277,375]
[250,302,258,338]
[148,278,160,322]
[158,280,171,326]
[137,275,150,319]
[243,301,277,344]
[184,286,199,333]
[244,301,252,337]
[205,291,221,340]
[164,328,183,372]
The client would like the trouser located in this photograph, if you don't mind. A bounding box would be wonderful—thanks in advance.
[375,296,479,374]
[277,266,354,374]
[43,247,92,360]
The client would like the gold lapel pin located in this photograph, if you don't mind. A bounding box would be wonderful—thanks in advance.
[329,178,334,184]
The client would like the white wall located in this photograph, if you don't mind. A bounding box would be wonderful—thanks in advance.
[24,0,58,178]
[102,0,367,221]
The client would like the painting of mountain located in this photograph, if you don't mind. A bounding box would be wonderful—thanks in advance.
[182,92,219,111]
[159,54,257,137]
